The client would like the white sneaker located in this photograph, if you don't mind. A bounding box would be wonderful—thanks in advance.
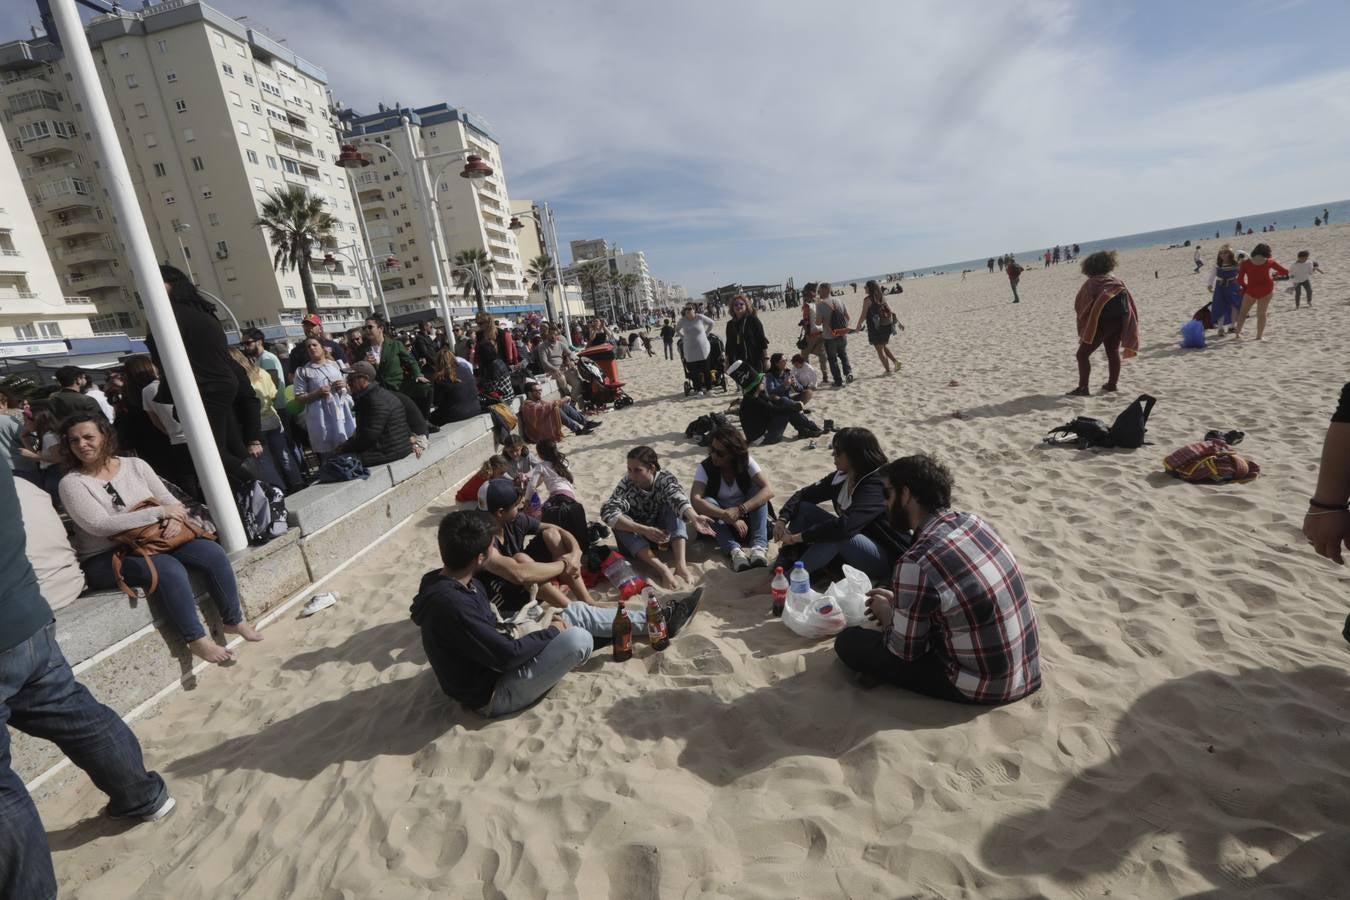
[300,592,339,618]
[730,546,751,572]
[697,390,707,398]
[749,547,769,568]
[106,794,176,823]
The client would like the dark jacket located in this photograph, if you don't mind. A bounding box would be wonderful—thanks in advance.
[146,299,240,397]
[726,315,768,370]
[779,468,909,557]
[47,389,102,423]
[431,373,481,426]
[0,466,52,653]
[412,332,440,368]
[394,388,429,436]
[738,391,805,444]
[342,384,412,466]
[410,569,558,710]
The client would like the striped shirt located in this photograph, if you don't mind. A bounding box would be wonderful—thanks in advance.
[886,510,1041,703]
[600,469,692,528]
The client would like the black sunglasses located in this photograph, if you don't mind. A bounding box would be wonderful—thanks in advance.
[104,482,126,510]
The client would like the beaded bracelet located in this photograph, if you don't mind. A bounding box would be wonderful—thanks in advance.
[1309,498,1350,511]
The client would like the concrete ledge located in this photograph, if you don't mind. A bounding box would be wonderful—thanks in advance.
[286,466,394,534]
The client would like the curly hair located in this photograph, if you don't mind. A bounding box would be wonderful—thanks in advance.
[882,453,954,511]
[1080,250,1118,278]
[59,412,119,471]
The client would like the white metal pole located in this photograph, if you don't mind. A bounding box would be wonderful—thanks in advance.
[50,0,247,551]
[544,203,571,339]
[175,231,195,283]
[402,116,455,327]
[344,178,390,321]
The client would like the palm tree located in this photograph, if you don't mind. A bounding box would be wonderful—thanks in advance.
[452,247,491,312]
[576,261,608,318]
[255,185,336,316]
[617,272,640,320]
[527,253,556,321]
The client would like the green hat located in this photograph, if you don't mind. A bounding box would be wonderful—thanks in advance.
[742,372,765,397]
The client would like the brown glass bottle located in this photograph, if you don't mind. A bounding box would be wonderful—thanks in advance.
[646,591,669,652]
[612,604,633,661]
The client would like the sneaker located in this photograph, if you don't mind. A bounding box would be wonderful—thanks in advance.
[106,794,176,823]
[663,587,703,640]
[697,390,707,398]
[299,592,339,618]
[730,546,751,572]
[846,373,855,383]
[749,547,769,568]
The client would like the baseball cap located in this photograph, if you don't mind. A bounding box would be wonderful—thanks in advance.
[479,478,523,513]
[349,361,377,380]
[301,314,322,326]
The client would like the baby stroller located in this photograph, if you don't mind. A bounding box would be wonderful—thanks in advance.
[577,344,634,409]
[679,333,729,396]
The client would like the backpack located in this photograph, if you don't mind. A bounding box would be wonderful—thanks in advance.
[1163,440,1260,483]
[827,300,849,334]
[1044,416,1112,449]
[1107,394,1156,449]
[235,479,288,546]
[685,411,730,446]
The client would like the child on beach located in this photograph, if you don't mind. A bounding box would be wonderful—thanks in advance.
[1233,242,1288,341]
[1287,250,1320,309]
[1068,251,1140,396]
[456,454,509,504]
[1206,246,1242,336]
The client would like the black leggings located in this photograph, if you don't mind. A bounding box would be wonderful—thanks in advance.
[200,381,252,484]
[834,626,975,703]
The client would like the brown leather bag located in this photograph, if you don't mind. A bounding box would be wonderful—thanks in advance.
[109,499,216,598]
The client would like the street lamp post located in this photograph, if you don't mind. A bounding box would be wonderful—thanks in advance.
[449,264,485,313]
[324,243,389,322]
[337,125,492,325]
[508,204,569,334]
[173,222,195,284]
[47,0,248,552]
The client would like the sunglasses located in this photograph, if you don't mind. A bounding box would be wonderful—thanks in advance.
[104,482,126,509]
[709,444,728,457]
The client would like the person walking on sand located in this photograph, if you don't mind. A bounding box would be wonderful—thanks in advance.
[1207,245,1242,336]
[857,280,902,375]
[1288,250,1318,309]
[660,319,675,360]
[1233,242,1288,341]
[815,282,855,388]
[1068,251,1140,397]
[1194,245,1204,274]
[1006,255,1024,303]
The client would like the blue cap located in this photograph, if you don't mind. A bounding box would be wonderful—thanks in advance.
[480,478,523,513]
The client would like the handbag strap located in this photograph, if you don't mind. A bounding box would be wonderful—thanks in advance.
[111,546,159,599]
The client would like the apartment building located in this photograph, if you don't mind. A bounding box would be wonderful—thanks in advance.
[564,240,656,317]
[336,102,532,323]
[508,197,585,320]
[0,130,98,344]
[569,237,608,263]
[0,0,369,336]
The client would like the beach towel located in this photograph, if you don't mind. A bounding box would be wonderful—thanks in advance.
[1075,276,1141,358]
[1163,440,1260,483]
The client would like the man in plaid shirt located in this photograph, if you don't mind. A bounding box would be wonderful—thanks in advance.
[834,454,1041,704]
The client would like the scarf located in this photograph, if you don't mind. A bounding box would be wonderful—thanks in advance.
[1075,276,1140,359]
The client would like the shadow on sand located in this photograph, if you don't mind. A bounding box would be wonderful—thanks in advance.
[916,393,1072,426]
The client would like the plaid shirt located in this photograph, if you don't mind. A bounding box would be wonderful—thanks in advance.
[885,510,1041,703]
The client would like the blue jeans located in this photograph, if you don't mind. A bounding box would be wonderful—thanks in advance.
[83,539,243,643]
[614,502,687,556]
[823,335,852,385]
[1,623,167,900]
[702,497,768,552]
[774,502,894,583]
[487,602,648,717]
[560,402,588,433]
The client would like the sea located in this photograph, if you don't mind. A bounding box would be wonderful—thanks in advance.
[842,199,1350,283]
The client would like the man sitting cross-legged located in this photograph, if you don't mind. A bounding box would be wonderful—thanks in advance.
[834,453,1042,705]
[476,477,598,612]
[411,509,702,717]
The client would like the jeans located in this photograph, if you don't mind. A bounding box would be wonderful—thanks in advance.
[758,404,818,445]
[773,502,894,583]
[701,497,768,552]
[1294,280,1313,307]
[1,623,167,900]
[83,539,242,643]
[834,626,976,704]
[487,602,648,717]
[823,335,852,385]
[663,339,674,360]
[560,402,588,433]
[1010,278,1021,303]
[615,502,687,557]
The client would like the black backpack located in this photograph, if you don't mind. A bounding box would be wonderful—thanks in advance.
[1045,417,1112,449]
[685,411,730,446]
[1108,394,1156,449]
[828,301,849,332]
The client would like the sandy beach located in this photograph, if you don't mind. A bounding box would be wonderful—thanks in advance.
[32,227,1350,898]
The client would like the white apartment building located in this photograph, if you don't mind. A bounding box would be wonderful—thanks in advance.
[0,134,97,344]
[0,0,369,337]
[563,241,656,317]
[336,102,532,324]
[508,197,585,320]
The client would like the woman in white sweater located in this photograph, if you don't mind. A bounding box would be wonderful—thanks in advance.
[58,414,262,664]
[676,305,717,396]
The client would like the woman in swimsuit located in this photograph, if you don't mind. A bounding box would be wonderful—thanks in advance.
[1233,242,1289,341]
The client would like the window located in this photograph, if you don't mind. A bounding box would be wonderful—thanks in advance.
[125,74,138,88]
[144,132,157,147]
[285,286,296,299]
[156,39,168,54]
[118,47,129,59]
[253,177,264,191]
[246,149,258,164]
[281,157,300,175]
[201,187,212,199]
[174,99,187,113]
[208,212,221,226]
[213,33,225,49]
[152,162,166,177]
[229,91,241,107]
[250,101,262,114]
[236,43,246,58]
[134,102,147,118]
[182,127,195,142]
[224,267,237,281]
[162,191,175,205]
[191,156,204,171]
[165,70,177,83]
[243,74,254,86]
[216,240,229,255]
[266,156,277,170]
[237,121,250,136]
[317,149,326,161]
[222,62,234,77]
[15,324,37,340]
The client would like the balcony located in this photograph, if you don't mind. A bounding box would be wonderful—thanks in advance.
[488,237,514,253]
[65,271,122,292]
[49,216,102,239]
[64,295,96,310]
[1,69,50,90]
[58,239,116,265]
[37,176,95,212]
[0,288,39,301]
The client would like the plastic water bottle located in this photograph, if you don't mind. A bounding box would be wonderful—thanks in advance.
[770,566,789,618]
[601,551,648,601]
[788,558,804,601]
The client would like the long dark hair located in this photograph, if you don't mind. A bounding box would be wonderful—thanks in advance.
[627,445,660,472]
[159,264,217,316]
[830,427,887,476]
[59,412,119,471]
[865,280,884,306]
[122,356,157,411]
[707,424,750,473]
[536,439,573,484]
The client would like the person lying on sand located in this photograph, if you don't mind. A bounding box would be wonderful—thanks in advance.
[411,510,701,717]
[835,454,1042,704]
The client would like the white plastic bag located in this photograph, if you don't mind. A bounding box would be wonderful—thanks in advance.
[832,564,871,627]
[782,588,847,639]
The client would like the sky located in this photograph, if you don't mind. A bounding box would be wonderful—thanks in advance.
[5,0,1350,293]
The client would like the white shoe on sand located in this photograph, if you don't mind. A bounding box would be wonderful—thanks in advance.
[730,546,751,572]
[300,592,339,618]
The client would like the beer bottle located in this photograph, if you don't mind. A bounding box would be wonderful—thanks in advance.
[613,603,633,662]
[646,589,669,651]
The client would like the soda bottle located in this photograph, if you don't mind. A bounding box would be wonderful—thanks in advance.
[601,551,648,600]
[770,566,789,617]
[645,588,669,651]
[612,603,633,662]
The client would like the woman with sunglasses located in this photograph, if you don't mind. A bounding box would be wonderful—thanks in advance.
[725,294,769,375]
[771,426,908,584]
[57,414,262,665]
[690,425,774,571]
